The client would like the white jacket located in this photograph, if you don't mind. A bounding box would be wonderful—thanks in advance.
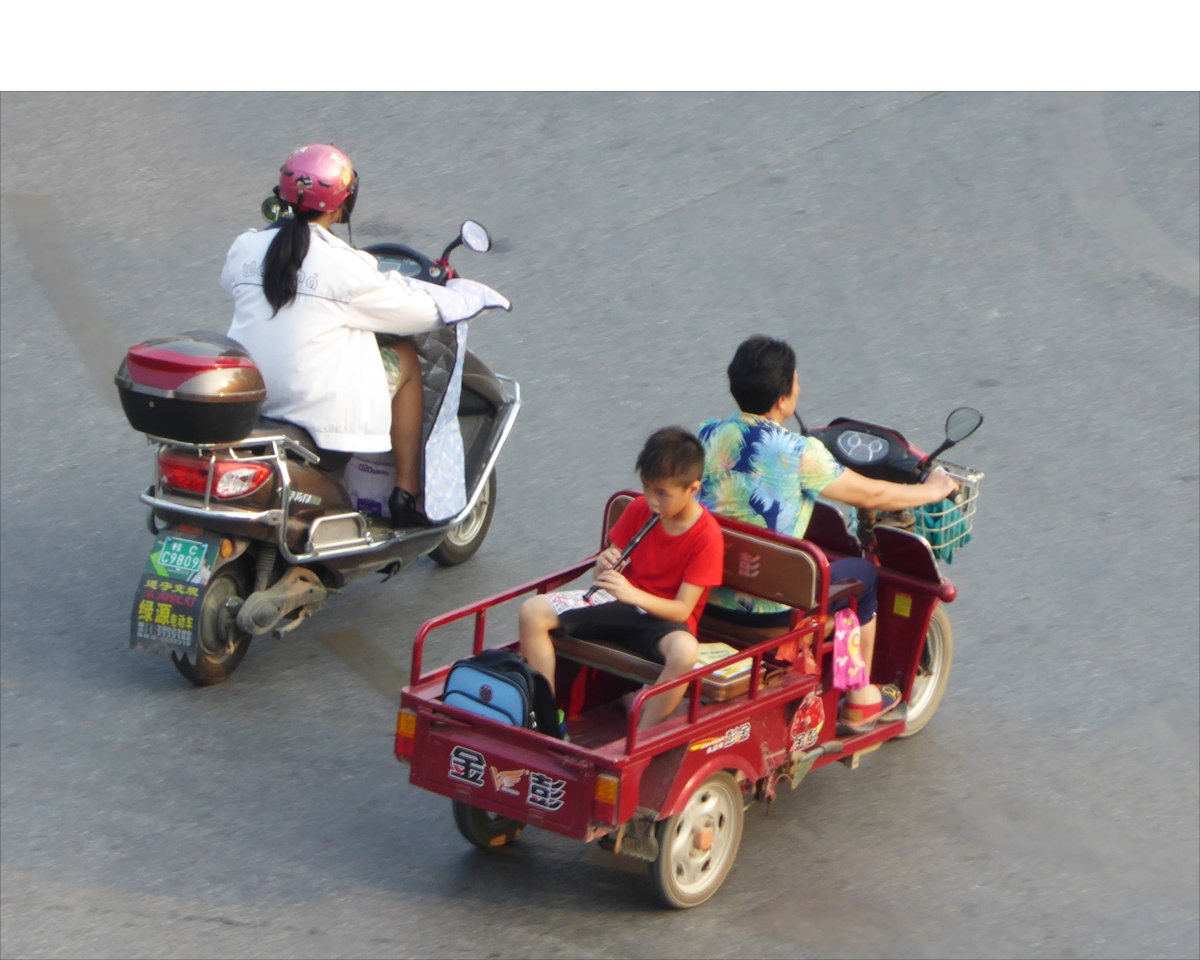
[221,223,506,452]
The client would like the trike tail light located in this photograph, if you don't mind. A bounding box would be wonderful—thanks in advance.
[395,708,417,763]
[591,771,620,825]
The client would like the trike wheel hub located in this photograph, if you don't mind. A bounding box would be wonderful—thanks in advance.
[650,772,745,908]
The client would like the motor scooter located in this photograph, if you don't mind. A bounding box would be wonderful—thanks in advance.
[115,218,519,685]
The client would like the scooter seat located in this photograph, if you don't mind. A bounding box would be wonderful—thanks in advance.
[250,417,351,472]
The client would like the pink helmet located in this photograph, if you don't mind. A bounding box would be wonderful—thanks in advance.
[276,143,358,213]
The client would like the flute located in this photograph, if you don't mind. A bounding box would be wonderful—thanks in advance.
[583,513,661,602]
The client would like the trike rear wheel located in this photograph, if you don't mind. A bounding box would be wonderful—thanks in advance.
[649,772,744,909]
[899,606,953,737]
[451,800,525,849]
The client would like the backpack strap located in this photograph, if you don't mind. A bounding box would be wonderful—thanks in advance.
[528,671,561,737]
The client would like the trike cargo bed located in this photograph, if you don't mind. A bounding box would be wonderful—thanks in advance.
[401,651,822,839]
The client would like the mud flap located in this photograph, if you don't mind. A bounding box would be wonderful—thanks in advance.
[129,530,225,661]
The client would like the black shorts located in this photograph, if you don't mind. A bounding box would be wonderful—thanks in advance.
[555,601,688,664]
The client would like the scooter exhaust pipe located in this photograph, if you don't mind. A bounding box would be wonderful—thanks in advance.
[236,566,328,635]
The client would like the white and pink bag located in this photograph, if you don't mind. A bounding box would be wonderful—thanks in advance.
[832,608,868,690]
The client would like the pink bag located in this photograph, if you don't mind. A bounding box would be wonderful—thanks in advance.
[832,608,868,690]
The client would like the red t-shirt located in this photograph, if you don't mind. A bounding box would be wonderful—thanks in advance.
[609,496,725,635]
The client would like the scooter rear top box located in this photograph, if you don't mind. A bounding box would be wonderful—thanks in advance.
[115,331,267,444]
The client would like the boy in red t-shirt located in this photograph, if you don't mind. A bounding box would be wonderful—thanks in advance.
[519,427,725,731]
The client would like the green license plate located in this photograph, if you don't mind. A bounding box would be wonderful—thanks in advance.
[157,536,209,576]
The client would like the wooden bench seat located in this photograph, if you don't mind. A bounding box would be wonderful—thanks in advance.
[552,631,765,702]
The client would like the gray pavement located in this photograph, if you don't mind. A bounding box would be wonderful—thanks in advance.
[1,92,1197,959]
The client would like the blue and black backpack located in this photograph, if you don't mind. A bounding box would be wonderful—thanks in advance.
[440,648,562,738]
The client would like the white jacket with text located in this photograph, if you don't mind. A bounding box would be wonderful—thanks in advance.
[222,223,507,453]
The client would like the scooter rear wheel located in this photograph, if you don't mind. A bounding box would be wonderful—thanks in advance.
[898,606,953,737]
[171,567,252,687]
[451,799,525,848]
[430,471,496,567]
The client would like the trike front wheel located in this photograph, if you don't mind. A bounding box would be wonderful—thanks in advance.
[649,772,744,908]
[451,800,525,849]
[899,606,953,737]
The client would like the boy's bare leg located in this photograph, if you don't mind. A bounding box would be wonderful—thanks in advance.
[638,631,700,730]
[518,595,560,695]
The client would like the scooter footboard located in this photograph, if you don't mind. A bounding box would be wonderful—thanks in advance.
[406,698,599,840]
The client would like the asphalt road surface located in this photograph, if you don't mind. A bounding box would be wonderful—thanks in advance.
[2,92,1197,959]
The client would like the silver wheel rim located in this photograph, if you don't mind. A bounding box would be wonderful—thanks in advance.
[908,619,944,720]
[443,480,490,548]
[665,781,738,897]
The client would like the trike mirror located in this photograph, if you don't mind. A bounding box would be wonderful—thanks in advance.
[945,407,984,444]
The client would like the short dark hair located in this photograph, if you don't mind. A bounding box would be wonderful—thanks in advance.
[727,335,796,414]
[635,426,705,485]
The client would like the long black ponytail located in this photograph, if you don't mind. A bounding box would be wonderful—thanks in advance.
[262,206,322,315]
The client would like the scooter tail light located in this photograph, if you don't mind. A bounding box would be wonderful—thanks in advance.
[158,451,209,494]
[591,772,619,824]
[395,708,417,763]
[157,452,271,500]
[213,464,271,499]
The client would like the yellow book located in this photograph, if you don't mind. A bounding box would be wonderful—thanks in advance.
[696,642,753,681]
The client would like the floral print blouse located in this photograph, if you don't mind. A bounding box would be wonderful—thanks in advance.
[698,412,843,614]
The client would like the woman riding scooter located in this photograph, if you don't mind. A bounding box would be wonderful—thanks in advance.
[222,142,495,526]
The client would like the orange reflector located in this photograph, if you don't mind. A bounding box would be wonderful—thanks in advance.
[394,709,417,764]
[593,773,619,804]
[220,539,234,558]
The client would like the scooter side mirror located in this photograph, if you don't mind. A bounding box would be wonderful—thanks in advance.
[945,406,983,444]
[918,405,984,477]
[460,220,491,253]
[261,196,289,223]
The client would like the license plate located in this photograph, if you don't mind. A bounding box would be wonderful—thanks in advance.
[156,536,209,576]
